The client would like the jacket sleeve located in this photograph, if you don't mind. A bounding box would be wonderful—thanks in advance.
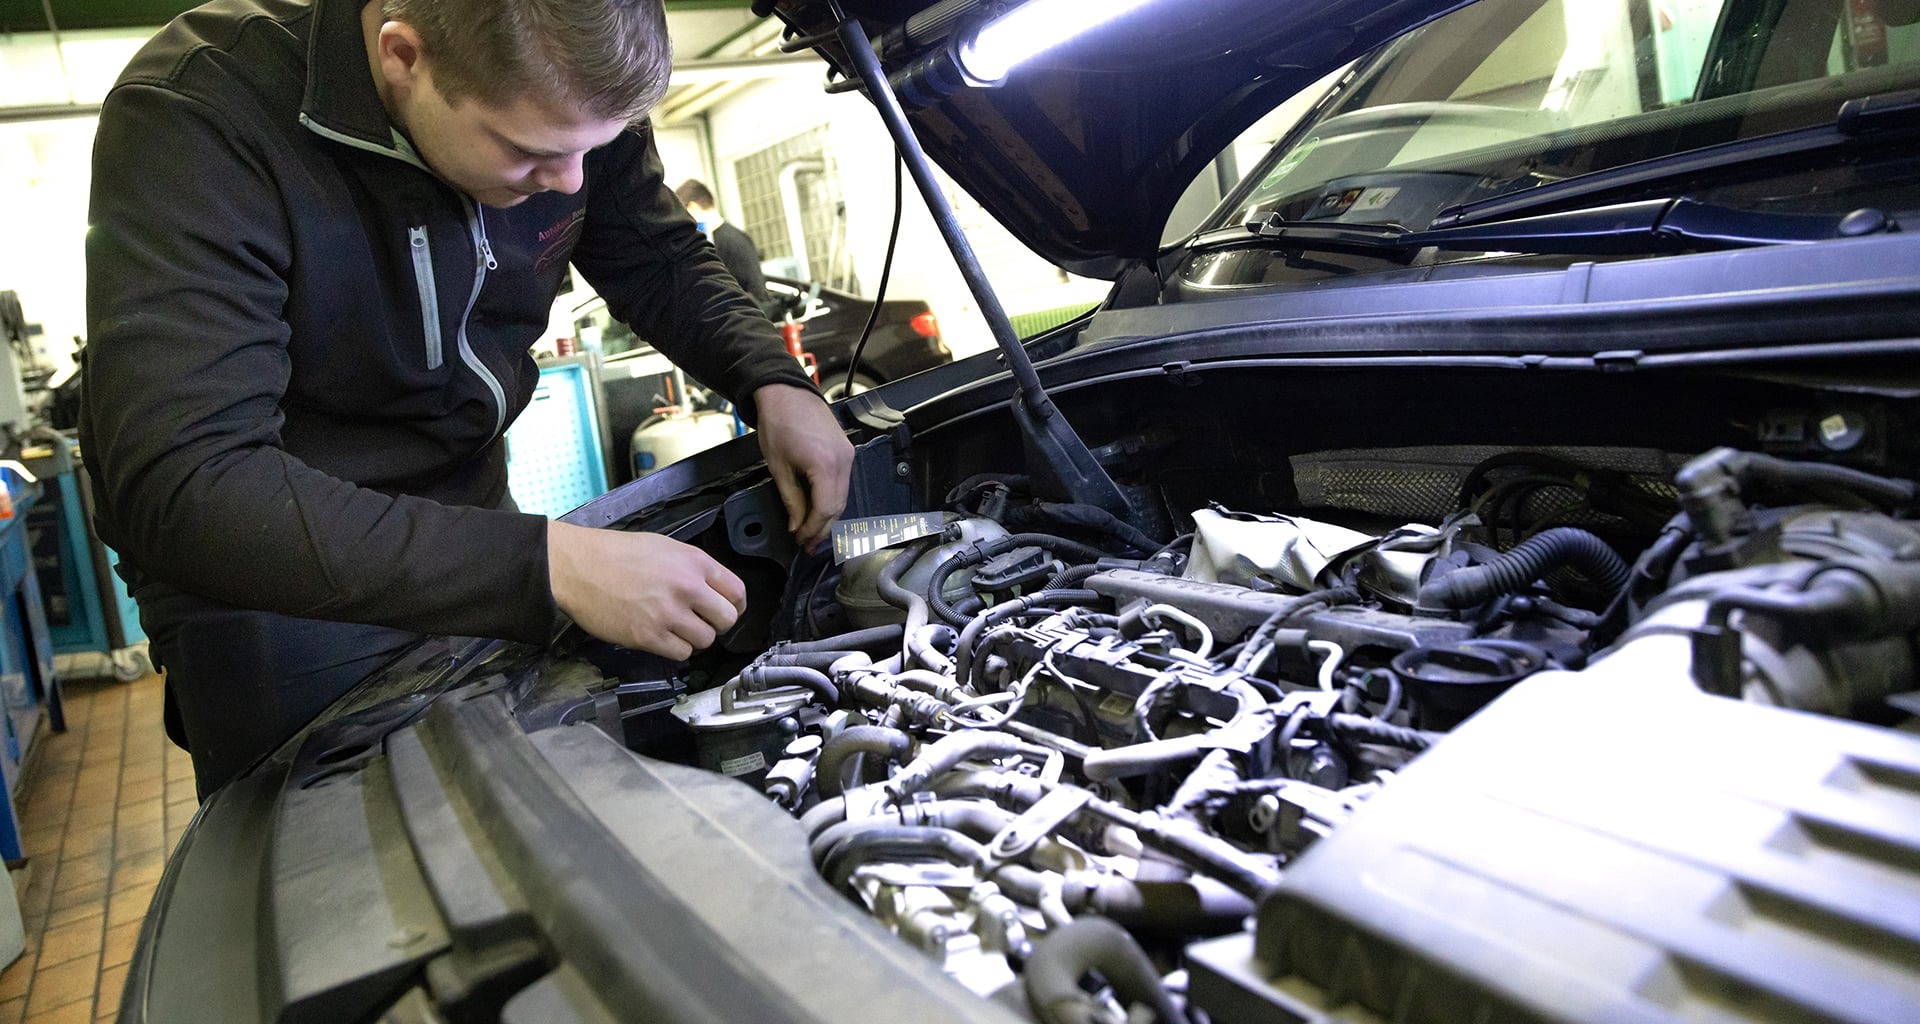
[82,84,561,644]
[716,225,773,308]
[569,125,818,424]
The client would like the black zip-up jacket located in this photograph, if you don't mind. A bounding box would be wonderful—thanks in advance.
[80,0,816,644]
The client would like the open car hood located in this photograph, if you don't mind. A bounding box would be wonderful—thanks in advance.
[773,0,1474,278]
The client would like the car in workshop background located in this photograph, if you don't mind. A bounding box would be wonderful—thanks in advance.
[575,275,949,483]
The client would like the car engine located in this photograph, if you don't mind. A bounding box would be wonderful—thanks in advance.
[619,439,1920,1024]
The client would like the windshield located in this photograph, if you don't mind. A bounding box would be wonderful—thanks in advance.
[1209,0,1920,234]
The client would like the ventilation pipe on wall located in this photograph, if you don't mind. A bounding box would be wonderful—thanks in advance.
[776,158,826,281]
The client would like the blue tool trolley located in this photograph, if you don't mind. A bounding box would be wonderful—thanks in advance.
[24,437,149,681]
[507,355,613,518]
[0,470,62,863]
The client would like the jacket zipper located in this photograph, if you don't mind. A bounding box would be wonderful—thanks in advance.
[459,202,507,440]
[297,116,508,441]
[407,226,443,370]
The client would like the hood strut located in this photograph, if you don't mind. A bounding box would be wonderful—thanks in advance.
[834,15,1132,519]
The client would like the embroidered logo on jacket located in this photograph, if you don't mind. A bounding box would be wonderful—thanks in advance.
[534,209,587,274]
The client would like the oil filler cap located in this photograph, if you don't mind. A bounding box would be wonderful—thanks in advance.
[1392,639,1547,731]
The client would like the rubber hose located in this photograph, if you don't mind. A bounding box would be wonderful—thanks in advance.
[1024,917,1190,1024]
[1419,527,1631,610]
[814,725,912,799]
[1045,563,1102,591]
[740,665,839,706]
[820,827,986,892]
[928,770,1047,810]
[901,801,1017,841]
[800,797,847,839]
[1326,713,1442,750]
[1741,451,1917,508]
[1016,503,1162,555]
[945,472,1031,507]
[908,623,956,673]
[761,651,851,673]
[928,534,1110,625]
[1075,877,1256,935]
[877,537,939,611]
[778,624,905,654]
[887,731,1032,797]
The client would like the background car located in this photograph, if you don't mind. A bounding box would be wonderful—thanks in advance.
[578,277,949,482]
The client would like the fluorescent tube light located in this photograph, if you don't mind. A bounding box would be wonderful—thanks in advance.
[958,0,1160,82]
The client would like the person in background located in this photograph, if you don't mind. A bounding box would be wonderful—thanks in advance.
[81,0,853,797]
[676,179,778,318]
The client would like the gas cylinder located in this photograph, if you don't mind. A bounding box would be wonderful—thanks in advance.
[631,411,738,477]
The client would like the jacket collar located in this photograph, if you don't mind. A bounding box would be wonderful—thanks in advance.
[299,0,400,152]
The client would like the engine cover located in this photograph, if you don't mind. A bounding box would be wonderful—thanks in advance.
[1188,649,1920,1024]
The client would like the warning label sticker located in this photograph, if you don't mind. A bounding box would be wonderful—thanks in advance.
[719,751,767,776]
[831,512,948,564]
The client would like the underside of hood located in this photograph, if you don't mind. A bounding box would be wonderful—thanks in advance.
[772,0,1475,278]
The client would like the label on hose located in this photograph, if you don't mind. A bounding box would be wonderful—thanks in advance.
[831,512,947,564]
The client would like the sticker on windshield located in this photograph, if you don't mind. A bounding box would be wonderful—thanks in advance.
[1355,187,1400,212]
[1319,188,1366,215]
[1263,138,1319,188]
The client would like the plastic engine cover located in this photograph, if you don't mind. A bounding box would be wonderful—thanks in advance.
[1187,640,1920,1024]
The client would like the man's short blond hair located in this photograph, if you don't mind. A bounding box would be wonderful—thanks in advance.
[382,0,672,121]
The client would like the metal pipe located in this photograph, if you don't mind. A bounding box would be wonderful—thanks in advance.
[776,158,826,281]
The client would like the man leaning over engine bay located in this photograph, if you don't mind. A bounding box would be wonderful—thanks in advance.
[80,0,854,797]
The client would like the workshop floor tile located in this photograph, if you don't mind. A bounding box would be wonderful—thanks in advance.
[1,672,190,1024]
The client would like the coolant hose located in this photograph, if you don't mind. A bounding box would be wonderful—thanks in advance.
[777,624,905,654]
[877,537,939,612]
[895,800,1017,841]
[814,725,914,799]
[808,801,1034,867]
[739,664,839,706]
[819,826,986,893]
[801,797,847,838]
[760,650,852,673]
[907,623,957,673]
[1071,877,1255,935]
[1679,447,1919,511]
[887,731,1034,797]
[1418,527,1631,610]
[1024,917,1191,1024]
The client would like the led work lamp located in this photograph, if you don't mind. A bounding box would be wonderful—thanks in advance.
[889,0,1161,106]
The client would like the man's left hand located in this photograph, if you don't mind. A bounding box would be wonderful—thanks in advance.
[753,383,854,551]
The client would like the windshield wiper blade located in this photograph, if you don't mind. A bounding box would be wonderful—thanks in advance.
[1217,198,1895,260]
[1409,198,1891,254]
[1435,90,1920,231]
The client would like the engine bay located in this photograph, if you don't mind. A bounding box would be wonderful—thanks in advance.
[582,367,1920,1024]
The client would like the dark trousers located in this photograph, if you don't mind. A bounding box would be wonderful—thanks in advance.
[132,579,421,800]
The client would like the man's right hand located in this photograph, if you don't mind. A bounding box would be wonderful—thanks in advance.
[547,522,747,659]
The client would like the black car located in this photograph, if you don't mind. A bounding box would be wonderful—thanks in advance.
[583,276,952,483]
[126,2,1920,1023]
[577,275,950,400]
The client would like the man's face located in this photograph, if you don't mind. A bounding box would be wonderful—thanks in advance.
[398,65,631,209]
